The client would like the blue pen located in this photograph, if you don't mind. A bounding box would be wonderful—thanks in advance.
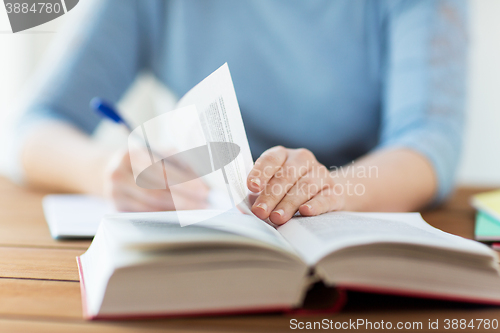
[90,96,171,187]
[91,96,160,162]
[90,97,133,132]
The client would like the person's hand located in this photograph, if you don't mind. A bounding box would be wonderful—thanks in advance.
[103,150,209,212]
[247,146,344,225]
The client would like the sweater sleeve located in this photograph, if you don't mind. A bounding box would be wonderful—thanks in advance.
[377,0,468,203]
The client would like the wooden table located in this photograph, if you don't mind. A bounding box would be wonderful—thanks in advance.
[0,177,499,332]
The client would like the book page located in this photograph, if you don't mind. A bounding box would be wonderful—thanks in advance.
[174,63,254,216]
[104,209,298,256]
[277,212,496,266]
[129,64,255,227]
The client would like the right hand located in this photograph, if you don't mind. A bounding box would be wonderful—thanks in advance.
[103,150,209,212]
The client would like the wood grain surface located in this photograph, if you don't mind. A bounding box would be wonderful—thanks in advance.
[0,176,498,332]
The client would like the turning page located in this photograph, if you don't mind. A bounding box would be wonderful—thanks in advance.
[128,64,254,226]
[175,63,254,213]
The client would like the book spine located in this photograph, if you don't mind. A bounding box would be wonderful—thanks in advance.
[285,288,347,316]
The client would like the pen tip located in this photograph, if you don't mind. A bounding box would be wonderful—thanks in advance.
[90,97,102,110]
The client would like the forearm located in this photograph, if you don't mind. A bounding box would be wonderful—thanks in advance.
[21,122,112,195]
[335,148,437,212]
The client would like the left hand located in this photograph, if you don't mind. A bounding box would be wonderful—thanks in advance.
[247,146,344,225]
[104,149,209,212]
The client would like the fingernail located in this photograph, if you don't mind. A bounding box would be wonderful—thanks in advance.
[256,202,267,212]
[304,204,312,211]
[250,178,261,188]
[273,209,284,217]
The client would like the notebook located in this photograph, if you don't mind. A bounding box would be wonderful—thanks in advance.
[471,189,500,222]
[42,190,236,239]
[42,194,114,239]
[475,211,500,242]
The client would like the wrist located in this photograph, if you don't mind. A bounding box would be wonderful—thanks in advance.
[80,148,116,196]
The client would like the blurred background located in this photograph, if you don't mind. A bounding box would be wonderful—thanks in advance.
[0,0,499,188]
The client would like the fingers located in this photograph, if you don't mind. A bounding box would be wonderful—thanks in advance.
[105,150,209,212]
[248,192,259,206]
[167,177,209,202]
[136,160,209,202]
[248,147,344,224]
[247,146,287,193]
[116,182,175,210]
[167,193,210,210]
[251,148,315,220]
[112,181,208,212]
[299,187,345,218]
[113,193,167,212]
[269,166,334,224]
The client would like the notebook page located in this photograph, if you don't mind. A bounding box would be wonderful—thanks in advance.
[278,212,497,266]
[43,194,115,238]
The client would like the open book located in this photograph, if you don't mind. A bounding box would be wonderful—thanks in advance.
[78,210,500,319]
[78,64,500,319]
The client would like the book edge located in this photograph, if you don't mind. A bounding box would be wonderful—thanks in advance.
[77,255,345,320]
[77,260,500,319]
[77,254,303,320]
[76,256,91,319]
